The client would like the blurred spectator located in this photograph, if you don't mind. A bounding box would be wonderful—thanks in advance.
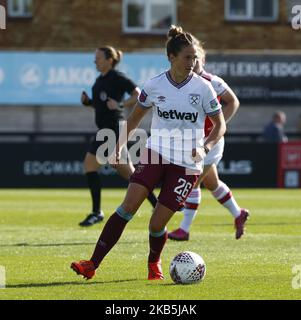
[263,111,288,143]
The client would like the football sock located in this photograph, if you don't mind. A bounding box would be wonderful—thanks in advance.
[148,228,168,263]
[211,181,241,218]
[147,192,158,208]
[180,188,201,233]
[86,172,101,214]
[90,208,133,268]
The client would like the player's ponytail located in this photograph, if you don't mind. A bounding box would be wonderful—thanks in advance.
[115,50,123,66]
[167,25,183,39]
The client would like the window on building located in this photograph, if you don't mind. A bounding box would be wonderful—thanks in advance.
[7,0,33,18]
[123,0,176,34]
[225,0,279,22]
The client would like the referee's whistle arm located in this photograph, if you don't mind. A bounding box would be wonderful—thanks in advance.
[81,91,91,106]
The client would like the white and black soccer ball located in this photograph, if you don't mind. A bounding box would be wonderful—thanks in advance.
[169,251,206,285]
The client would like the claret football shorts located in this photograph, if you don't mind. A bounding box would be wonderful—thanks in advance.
[130,148,199,212]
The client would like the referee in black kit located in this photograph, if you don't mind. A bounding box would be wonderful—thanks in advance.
[80,46,157,226]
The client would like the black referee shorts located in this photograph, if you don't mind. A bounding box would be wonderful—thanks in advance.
[88,128,120,156]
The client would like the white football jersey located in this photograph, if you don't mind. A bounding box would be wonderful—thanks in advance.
[138,71,222,171]
[200,70,230,97]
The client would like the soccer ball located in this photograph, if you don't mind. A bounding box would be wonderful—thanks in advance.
[169,251,206,285]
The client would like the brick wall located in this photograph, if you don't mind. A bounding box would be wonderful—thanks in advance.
[0,0,300,51]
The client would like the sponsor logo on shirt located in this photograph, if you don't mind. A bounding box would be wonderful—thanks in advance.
[157,107,198,123]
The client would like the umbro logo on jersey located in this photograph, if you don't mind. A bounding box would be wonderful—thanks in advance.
[157,107,198,123]
[157,96,166,102]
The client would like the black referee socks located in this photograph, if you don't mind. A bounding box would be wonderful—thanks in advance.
[86,171,101,214]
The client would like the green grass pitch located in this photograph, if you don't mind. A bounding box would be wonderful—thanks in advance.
[0,188,300,300]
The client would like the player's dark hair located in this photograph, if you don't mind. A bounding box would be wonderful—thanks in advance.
[98,46,123,68]
[166,25,199,59]
[191,34,206,63]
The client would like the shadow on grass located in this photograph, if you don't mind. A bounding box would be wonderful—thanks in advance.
[6,278,141,289]
[201,222,301,227]
[0,240,148,248]
[145,282,204,288]
[0,222,299,248]
[0,242,96,248]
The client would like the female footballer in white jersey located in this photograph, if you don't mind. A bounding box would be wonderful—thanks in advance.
[168,43,249,241]
[71,25,226,281]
